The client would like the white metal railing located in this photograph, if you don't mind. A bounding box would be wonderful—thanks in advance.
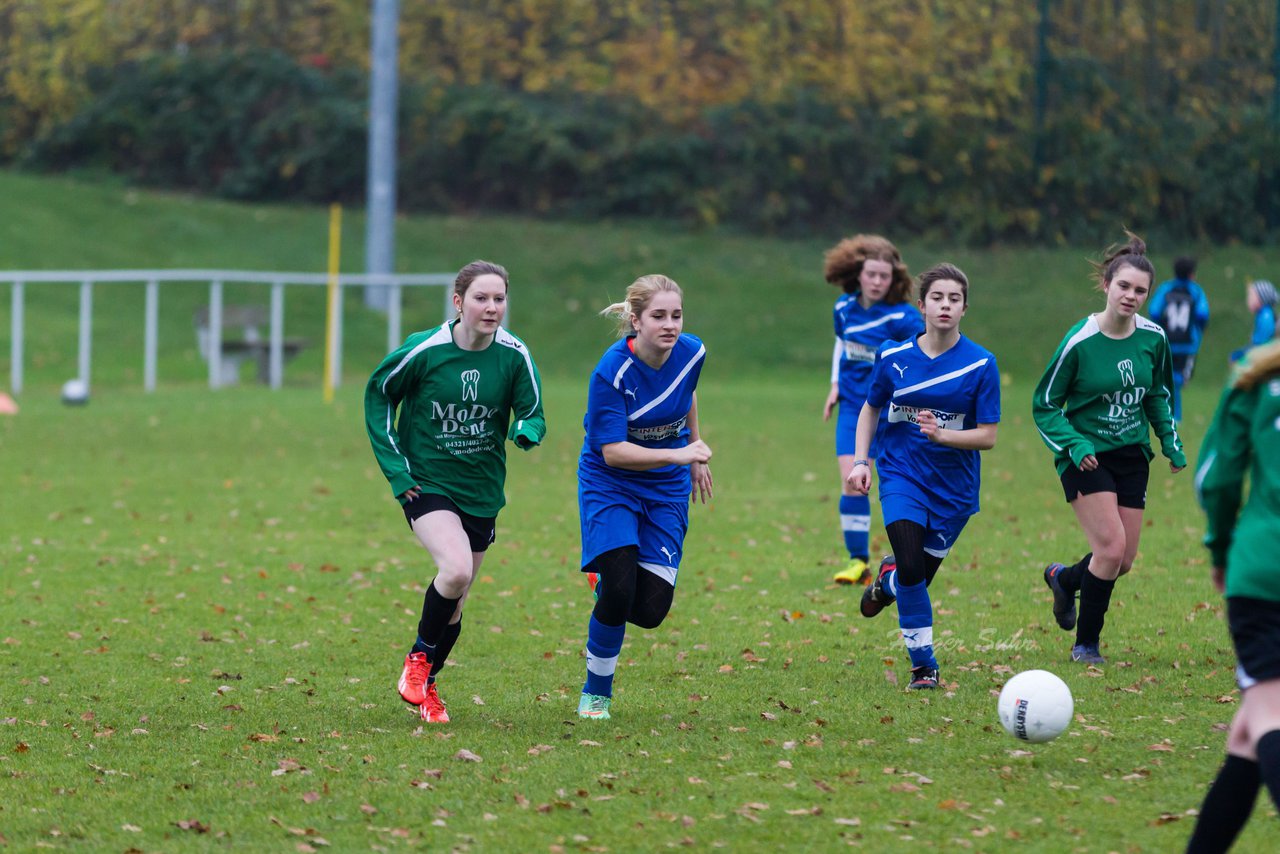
[1,270,457,394]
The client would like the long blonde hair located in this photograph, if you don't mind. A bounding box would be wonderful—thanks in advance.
[600,274,683,337]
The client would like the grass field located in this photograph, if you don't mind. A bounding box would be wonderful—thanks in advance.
[1,170,1278,850]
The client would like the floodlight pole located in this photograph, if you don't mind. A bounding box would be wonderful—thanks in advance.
[364,0,400,311]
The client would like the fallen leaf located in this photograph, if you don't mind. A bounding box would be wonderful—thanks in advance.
[455,749,482,763]
[301,791,321,804]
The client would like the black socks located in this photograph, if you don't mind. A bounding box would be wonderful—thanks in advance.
[1075,569,1115,647]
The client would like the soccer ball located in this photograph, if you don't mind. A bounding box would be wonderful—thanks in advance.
[60,378,90,406]
[997,669,1073,743]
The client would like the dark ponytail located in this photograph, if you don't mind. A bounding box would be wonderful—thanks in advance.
[1092,230,1154,291]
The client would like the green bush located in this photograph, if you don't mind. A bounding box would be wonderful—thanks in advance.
[23,50,367,202]
[16,51,1280,245]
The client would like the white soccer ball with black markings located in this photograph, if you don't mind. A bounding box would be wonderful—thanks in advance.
[997,669,1073,743]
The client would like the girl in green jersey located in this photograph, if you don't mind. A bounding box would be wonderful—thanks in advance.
[1033,234,1185,666]
[365,260,545,723]
[1186,342,1280,852]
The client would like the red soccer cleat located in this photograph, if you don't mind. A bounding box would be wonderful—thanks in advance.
[398,651,431,706]
[420,682,450,723]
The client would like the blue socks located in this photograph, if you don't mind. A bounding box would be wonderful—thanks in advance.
[896,579,936,670]
[583,615,626,697]
[839,494,870,560]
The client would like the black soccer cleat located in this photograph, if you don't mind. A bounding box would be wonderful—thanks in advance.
[907,666,940,690]
[860,555,897,619]
[1043,562,1077,631]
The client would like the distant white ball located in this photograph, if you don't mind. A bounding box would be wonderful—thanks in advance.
[997,669,1073,743]
[60,378,89,406]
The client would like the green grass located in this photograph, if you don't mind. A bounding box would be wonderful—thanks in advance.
[1,168,1276,390]
[1,169,1277,850]
[0,378,1264,851]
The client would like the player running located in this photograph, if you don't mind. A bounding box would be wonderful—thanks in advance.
[365,260,545,723]
[1034,233,1185,666]
[576,274,713,721]
[1185,341,1280,853]
[848,263,1001,690]
[822,235,923,585]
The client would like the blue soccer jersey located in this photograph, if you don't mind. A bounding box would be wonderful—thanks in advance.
[832,296,924,405]
[579,333,706,503]
[866,335,1001,519]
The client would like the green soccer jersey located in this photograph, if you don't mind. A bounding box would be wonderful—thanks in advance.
[1195,342,1280,601]
[1033,314,1185,476]
[365,320,545,517]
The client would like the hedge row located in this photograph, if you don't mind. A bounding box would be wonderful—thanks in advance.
[16,50,1280,243]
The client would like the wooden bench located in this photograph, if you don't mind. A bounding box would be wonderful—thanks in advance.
[194,305,306,387]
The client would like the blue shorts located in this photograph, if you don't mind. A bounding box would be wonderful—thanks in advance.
[579,487,688,586]
[835,397,881,458]
[880,491,970,558]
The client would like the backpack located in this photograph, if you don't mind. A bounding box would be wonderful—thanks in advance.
[1159,284,1195,346]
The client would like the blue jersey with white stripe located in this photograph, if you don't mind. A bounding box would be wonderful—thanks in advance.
[579,333,706,502]
[867,335,1001,518]
[833,295,924,404]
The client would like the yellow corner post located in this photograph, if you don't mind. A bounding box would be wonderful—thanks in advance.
[323,203,342,403]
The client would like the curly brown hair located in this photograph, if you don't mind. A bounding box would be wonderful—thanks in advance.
[823,234,912,304]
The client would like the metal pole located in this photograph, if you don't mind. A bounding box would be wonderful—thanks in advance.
[388,281,402,351]
[78,280,92,388]
[270,281,285,389]
[144,279,159,392]
[209,281,223,389]
[364,0,400,311]
[10,282,23,395]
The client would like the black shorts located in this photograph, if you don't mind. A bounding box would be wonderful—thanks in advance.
[1059,444,1150,509]
[402,492,496,553]
[1228,596,1280,689]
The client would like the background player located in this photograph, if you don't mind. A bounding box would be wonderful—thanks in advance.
[1148,255,1209,422]
[822,235,922,585]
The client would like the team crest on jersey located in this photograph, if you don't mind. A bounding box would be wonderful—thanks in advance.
[461,369,481,402]
[1117,359,1135,387]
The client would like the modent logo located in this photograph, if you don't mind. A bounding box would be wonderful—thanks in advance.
[432,401,499,436]
[1102,385,1146,418]
[461,369,481,402]
[1117,359,1135,387]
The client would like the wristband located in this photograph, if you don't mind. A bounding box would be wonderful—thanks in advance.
[852,459,869,468]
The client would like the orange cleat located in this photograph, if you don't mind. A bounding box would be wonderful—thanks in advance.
[398,651,431,706]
